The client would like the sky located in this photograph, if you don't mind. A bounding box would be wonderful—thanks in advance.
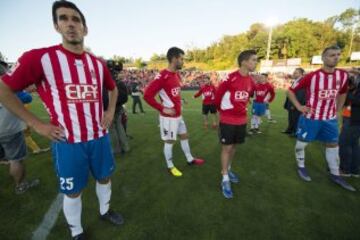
[0,0,359,62]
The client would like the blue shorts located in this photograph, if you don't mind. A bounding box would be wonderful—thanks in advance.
[296,116,339,143]
[252,102,267,116]
[52,134,115,194]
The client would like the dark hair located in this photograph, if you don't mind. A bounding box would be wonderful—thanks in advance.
[0,61,8,75]
[52,0,86,27]
[322,45,341,56]
[261,73,269,77]
[237,50,257,66]
[295,67,305,75]
[166,47,185,62]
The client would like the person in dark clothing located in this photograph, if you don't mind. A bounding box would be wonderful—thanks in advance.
[339,69,360,177]
[282,68,305,136]
[105,60,131,154]
[131,80,145,114]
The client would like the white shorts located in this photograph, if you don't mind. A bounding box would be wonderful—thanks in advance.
[159,116,187,141]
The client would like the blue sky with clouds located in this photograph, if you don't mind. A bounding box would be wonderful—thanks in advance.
[0,0,358,61]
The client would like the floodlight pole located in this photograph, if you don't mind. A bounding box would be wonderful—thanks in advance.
[266,25,273,61]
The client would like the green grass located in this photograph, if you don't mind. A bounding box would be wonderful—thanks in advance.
[1,90,360,240]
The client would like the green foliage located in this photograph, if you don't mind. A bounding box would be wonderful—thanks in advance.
[148,8,360,70]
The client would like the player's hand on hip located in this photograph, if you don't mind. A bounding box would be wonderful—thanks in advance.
[33,121,65,141]
[101,110,114,129]
[297,105,311,114]
[163,107,176,116]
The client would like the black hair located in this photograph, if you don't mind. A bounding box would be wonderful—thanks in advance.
[295,67,305,75]
[261,73,269,77]
[322,45,341,56]
[52,0,86,27]
[237,50,257,66]
[166,47,185,63]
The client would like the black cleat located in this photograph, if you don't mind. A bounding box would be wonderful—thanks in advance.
[73,232,86,240]
[100,209,124,226]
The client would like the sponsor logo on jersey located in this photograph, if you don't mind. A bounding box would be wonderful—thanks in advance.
[171,87,180,97]
[65,84,99,103]
[234,91,249,101]
[318,89,337,99]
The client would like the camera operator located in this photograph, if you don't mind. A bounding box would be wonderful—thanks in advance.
[106,60,130,155]
[339,68,360,177]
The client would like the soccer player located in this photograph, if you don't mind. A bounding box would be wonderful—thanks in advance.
[287,45,355,191]
[144,47,205,177]
[193,76,218,129]
[0,1,123,239]
[215,50,256,199]
[250,73,275,134]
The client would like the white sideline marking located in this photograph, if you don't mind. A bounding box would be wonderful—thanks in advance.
[32,193,63,240]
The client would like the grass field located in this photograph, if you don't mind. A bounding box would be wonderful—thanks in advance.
[1,90,360,240]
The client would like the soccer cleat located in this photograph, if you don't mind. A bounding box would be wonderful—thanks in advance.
[228,171,240,184]
[297,167,312,182]
[221,181,233,199]
[188,158,205,166]
[330,174,356,192]
[73,232,86,240]
[268,119,277,123]
[100,209,124,226]
[33,147,51,154]
[339,170,351,178]
[15,179,40,194]
[169,167,183,177]
[254,128,262,134]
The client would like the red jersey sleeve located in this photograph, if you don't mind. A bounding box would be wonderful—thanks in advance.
[268,83,275,102]
[1,50,44,91]
[289,73,312,93]
[143,74,165,112]
[102,64,116,91]
[214,78,229,108]
[194,86,203,98]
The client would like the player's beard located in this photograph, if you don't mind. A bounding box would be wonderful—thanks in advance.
[67,38,84,46]
[176,63,183,70]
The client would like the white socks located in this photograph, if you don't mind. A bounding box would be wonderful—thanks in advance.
[63,195,83,237]
[180,139,194,163]
[295,141,340,175]
[96,181,112,215]
[326,147,340,176]
[266,109,271,120]
[295,141,308,168]
[164,143,174,168]
[222,174,230,182]
[251,115,258,129]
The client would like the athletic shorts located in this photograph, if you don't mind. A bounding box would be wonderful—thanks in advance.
[159,116,187,141]
[0,131,27,161]
[296,116,339,143]
[219,123,247,145]
[202,104,217,115]
[252,102,267,116]
[51,134,115,194]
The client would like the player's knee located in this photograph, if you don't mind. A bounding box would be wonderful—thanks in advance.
[66,192,81,198]
[222,145,234,153]
[179,133,188,140]
[325,143,338,148]
[97,178,111,184]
